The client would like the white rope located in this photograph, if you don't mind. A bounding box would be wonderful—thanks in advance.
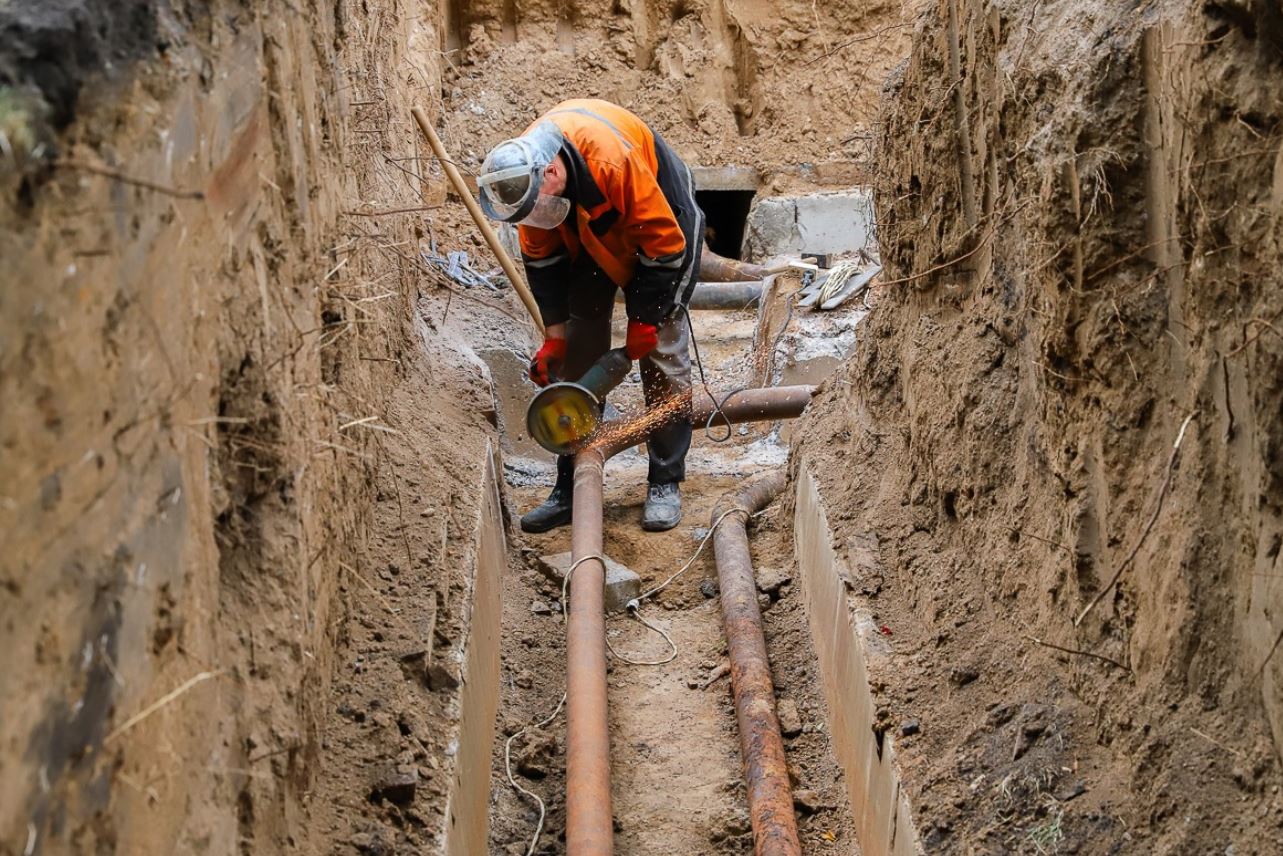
[816,259,868,305]
[504,692,566,856]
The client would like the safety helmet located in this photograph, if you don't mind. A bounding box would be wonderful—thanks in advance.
[478,121,571,229]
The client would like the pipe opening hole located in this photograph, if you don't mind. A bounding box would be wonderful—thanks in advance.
[697,189,755,260]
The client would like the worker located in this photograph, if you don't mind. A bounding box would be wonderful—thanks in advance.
[477,99,704,534]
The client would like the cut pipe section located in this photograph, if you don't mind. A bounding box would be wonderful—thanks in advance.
[688,280,765,310]
[713,471,800,856]
[700,245,769,282]
[564,386,814,855]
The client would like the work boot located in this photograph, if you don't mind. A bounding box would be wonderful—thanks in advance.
[642,482,682,531]
[521,482,573,533]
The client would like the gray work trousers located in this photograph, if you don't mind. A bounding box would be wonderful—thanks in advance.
[555,262,692,487]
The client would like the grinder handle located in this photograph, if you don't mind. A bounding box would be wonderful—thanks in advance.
[575,347,633,400]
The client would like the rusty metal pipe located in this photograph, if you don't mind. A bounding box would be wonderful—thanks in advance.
[566,453,614,855]
[587,385,816,463]
[688,280,765,310]
[692,386,814,430]
[713,471,800,856]
[563,386,813,855]
[701,245,769,282]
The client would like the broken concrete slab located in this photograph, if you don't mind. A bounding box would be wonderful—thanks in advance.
[744,189,875,260]
[535,551,641,614]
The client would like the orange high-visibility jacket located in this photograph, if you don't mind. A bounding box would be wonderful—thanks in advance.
[517,99,702,327]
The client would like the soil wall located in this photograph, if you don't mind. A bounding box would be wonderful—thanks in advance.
[0,1,461,852]
[797,0,1283,849]
[432,0,909,190]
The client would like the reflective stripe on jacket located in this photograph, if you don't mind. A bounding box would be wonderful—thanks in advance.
[518,99,702,326]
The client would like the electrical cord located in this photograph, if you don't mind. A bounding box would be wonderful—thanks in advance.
[503,693,565,856]
[681,304,743,443]
[604,506,749,665]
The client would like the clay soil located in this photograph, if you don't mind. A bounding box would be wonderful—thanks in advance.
[795,0,1283,853]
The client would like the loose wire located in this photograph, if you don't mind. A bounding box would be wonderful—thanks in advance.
[604,506,748,665]
[681,304,743,442]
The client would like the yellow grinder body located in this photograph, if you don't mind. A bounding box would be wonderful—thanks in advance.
[525,347,633,455]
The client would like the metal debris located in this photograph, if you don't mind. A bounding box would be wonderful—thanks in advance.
[420,239,503,290]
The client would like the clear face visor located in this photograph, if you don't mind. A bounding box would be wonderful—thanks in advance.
[477,159,540,221]
[478,161,570,228]
[518,193,571,229]
[478,123,568,226]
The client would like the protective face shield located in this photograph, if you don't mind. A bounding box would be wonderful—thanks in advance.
[520,194,571,229]
[478,121,570,229]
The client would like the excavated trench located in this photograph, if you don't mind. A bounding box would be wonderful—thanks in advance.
[10,0,1281,854]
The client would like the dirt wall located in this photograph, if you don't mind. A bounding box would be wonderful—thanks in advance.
[432,0,909,190]
[0,1,460,852]
[796,0,1283,849]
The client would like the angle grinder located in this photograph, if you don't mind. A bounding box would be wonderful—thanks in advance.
[526,347,633,455]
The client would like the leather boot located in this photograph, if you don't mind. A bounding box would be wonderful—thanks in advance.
[642,482,682,531]
[521,469,574,533]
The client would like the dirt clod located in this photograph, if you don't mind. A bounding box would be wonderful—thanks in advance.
[515,732,557,780]
[370,767,419,806]
[949,664,980,687]
[426,664,460,692]
[777,698,803,738]
[755,566,792,596]
[792,789,833,815]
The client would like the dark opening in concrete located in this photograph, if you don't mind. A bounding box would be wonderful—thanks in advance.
[697,189,755,260]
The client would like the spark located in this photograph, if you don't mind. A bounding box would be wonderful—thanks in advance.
[583,390,693,455]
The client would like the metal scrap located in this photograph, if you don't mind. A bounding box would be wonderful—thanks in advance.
[420,239,503,290]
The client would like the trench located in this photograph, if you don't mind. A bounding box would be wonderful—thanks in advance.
[8,0,1282,853]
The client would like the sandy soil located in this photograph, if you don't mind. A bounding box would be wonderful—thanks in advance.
[16,0,1282,853]
[435,0,910,192]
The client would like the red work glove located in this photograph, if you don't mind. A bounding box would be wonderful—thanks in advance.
[625,320,659,360]
[529,337,566,386]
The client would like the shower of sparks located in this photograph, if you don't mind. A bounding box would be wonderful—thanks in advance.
[582,390,694,454]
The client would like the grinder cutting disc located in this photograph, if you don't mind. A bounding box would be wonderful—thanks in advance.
[526,382,602,455]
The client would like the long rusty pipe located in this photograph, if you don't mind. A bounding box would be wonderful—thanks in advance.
[713,472,801,856]
[564,386,814,855]
[565,454,613,855]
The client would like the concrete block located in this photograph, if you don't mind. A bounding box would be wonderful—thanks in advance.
[536,551,642,614]
[442,443,506,856]
[691,164,760,191]
[744,189,875,260]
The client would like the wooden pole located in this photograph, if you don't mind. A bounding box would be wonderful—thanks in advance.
[410,107,545,338]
